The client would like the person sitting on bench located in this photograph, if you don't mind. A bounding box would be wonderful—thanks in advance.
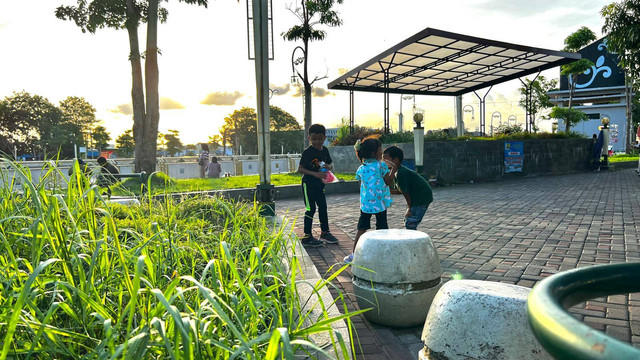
[97,156,120,196]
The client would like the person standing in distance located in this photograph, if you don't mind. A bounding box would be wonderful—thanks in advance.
[297,124,340,247]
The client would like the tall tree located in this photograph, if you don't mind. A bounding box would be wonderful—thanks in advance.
[208,135,223,153]
[560,27,597,132]
[517,76,558,132]
[56,0,207,173]
[270,105,302,131]
[220,106,300,155]
[602,0,640,151]
[163,129,183,156]
[0,91,76,157]
[116,129,135,157]
[58,96,97,146]
[92,125,111,151]
[220,107,258,155]
[282,0,344,148]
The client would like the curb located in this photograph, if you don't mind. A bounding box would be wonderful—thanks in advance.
[277,216,352,360]
[152,180,359,202]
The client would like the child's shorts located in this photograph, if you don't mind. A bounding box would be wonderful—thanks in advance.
[357,210,388,230]
[405,204,429,230]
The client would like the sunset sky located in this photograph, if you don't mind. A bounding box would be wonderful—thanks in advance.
[0,0,610,144]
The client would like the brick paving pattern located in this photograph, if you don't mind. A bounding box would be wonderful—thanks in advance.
[278,169,640,359]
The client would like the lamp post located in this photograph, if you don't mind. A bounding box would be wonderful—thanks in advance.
[413,111,425,174]
[399,95,415,133]
[291,46,306,116]
[491,111,501,136]
[463,105,474,134]
[291,46,307,147]
[508,115,517,126]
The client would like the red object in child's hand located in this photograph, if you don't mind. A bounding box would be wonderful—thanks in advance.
[322,170,337,184]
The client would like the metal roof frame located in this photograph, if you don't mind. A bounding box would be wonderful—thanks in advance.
[328,28,581,97]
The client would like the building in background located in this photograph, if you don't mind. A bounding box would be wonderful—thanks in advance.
[548,37,631,152]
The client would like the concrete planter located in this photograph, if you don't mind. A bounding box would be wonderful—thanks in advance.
[352,229,442,327]
[420,280,552,360]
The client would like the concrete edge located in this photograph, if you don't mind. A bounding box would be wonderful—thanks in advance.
[152,180,359,202]
[276,216,352,360]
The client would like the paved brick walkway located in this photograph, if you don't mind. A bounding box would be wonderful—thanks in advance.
[278,169,640,359]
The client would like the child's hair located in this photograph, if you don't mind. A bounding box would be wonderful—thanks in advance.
[97,156,107,165]
[211,156,218,163]
[355,135,382,162]
[308,124,326,136]
[383,145,404,163]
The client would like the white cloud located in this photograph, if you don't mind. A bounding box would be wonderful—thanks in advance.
[200,91,244,106]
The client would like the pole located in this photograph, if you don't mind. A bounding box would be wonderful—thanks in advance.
[399,95,403,133]
[252,0,275,216]
[455,95,463,136]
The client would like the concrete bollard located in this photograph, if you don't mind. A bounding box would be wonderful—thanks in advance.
[419,280,553,360]
[352,229,442,327]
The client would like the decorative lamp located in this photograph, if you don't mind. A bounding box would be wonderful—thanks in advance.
[413,111,425,173]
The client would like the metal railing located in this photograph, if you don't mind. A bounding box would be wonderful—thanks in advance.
[527,262,640,360]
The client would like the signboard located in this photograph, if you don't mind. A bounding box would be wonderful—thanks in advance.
[559,38,625,91]
[504,141,523,173]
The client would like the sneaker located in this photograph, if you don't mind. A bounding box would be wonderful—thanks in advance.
[343,253,354,264]
[320,232,339,244]
[300,234,323,247]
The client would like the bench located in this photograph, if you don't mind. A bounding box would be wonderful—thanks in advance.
[99,171,148,198]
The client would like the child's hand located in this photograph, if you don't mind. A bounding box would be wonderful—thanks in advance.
[384,159,397,170]
[404,208,412,218]
[314,171,328,179]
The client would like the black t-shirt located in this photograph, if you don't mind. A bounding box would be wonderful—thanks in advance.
[299,145,332,186]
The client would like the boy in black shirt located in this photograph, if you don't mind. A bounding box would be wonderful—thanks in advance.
[298,124,339,247]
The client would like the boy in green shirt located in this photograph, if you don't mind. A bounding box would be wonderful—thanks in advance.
[383,146,433,230]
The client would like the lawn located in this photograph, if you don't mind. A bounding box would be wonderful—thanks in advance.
[0,160,356,358]
[114,171,356,196]
[609,154,639,163]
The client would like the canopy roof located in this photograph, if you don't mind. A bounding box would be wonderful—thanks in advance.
[328,28,581,96]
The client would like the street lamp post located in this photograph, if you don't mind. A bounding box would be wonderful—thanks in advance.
[463,105,474,134]
[491,111,501,136]
[399,95,415,133]
[291,46,307,147]
[413,112,425,174]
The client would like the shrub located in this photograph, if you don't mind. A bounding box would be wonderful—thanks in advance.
[332,125,382,146]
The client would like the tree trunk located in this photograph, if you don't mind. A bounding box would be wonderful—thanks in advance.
[303,39,312,149]
[142,0,160,174]
[126,0,147,173]
[566,76,575,132]
[625,74,633,153]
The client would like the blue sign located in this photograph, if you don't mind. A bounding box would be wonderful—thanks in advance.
[504,141,523,173]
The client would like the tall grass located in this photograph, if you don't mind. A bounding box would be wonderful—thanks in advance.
[0,159,357,359]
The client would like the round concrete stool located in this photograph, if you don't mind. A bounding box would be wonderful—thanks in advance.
[352,229,441,327]
[419,280,552,360]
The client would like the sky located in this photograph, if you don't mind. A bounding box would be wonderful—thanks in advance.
[0,0,612,145]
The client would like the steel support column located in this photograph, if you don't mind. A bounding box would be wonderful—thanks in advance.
[518,71,540,132]
[350,90,354,134]
[384,71,390,134]
[455,95,463,136]
[473,86,492,136]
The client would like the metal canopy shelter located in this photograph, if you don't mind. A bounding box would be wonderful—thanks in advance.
[328,28,581,134]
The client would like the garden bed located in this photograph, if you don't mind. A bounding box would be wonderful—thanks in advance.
[0,161,355,358]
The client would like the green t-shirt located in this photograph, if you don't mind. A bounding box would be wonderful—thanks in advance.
[395,165,433,207]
